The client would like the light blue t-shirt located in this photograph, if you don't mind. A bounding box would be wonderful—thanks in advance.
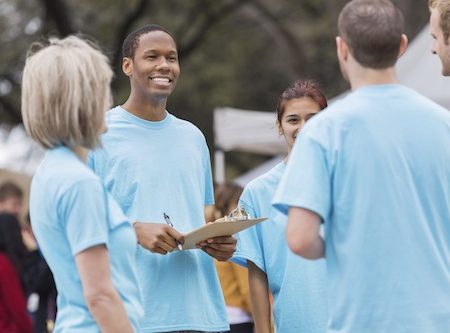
[233,162,327,333]
[88,106,228,333]
[30,146,143,333]
[273,84,450,333]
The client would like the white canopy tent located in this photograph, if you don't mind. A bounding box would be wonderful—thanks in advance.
[214,24,450,186]
[213,108,287,184]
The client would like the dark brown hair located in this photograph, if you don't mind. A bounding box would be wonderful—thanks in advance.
[276,80,328,124]
[214,182,243,217]
[338,0,404,69]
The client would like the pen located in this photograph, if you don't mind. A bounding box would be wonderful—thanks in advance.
[163,212,183,251]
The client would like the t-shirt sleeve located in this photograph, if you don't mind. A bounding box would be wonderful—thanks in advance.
[58,179,109,255]
[87,147,107,178]
[202,140,215,206]
[232,188,266,272]
[272,132,331,222]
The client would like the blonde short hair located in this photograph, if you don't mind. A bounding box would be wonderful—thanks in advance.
[21,35,113,149]
[429,0,450,43]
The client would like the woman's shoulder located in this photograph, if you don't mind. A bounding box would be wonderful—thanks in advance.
[245,162,285,193]
[37,147,100,185]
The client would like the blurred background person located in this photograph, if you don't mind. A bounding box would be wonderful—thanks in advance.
[214,182,254,333]
[21,35,143,332]
[0,213,33,333]
[22,213,56,333]
[0,180,56,332]
[233,80,328,333]
[0,181,24,216]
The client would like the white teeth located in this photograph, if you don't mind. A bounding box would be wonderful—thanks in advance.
[152,77,170,83]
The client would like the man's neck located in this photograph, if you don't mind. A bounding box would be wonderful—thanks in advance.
[122,94,168,121]
[349,66,399,90]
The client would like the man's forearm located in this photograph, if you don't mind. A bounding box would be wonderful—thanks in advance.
[286,207,324,259]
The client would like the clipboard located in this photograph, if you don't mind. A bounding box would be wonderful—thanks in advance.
[180,217,267,250]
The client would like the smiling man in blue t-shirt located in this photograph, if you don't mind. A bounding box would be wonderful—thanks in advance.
[89,24,235,333]
[273,1,450,332]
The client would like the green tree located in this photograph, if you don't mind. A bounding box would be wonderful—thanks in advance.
[0,0,429,176]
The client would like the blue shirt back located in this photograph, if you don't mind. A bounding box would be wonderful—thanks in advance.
[273,85,450,333]
[30,146,143,332]
[88,107,228,333]
[234,162,327,333]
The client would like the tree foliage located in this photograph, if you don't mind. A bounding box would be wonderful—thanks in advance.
[0,0,429,176]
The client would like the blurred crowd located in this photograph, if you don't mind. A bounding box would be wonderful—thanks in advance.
[0,180,56,333]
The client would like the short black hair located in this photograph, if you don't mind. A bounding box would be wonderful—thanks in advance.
[122,24,174,59]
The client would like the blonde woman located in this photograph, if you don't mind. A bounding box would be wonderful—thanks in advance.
[21,36,143,332]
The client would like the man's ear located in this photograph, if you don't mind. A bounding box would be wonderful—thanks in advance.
[122,57,133,77]
[336,36,349,62]
[397,34,408,58]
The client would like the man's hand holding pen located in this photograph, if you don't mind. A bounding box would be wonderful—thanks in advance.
[133,222,184,255]
[197,235,237,261]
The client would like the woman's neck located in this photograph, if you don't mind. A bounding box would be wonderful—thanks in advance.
[70,145,89,163]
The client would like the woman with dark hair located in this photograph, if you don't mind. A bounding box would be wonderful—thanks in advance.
[233,80,328,333]
[0,213,33,333]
